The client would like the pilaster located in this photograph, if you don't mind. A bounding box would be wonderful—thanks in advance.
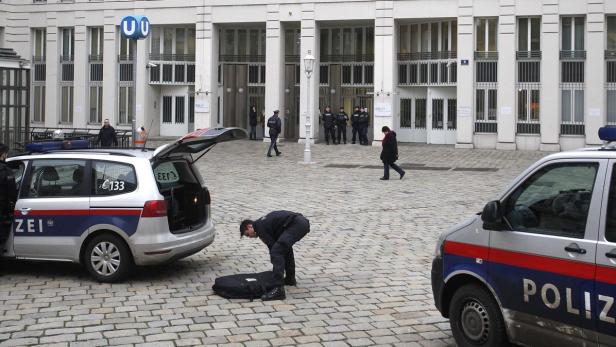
[45,13,58,127]
[299,3,319,142]
[540,0,561,151]
[456,0,475,149]
[496,0,516,150]
[265,4,285,141]
[586,0,605,145]
[102,10,117,125]
[372,0,395,145]
[73,11,87,128]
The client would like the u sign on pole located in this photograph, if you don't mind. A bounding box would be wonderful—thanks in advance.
[120,15,150,148]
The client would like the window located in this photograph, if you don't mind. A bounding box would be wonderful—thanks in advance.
[415,98,426,128]
[432,98,444,129]
[92,161,137,196]
[119,36,135,58]
[476,18,497,52]
[32,85,45,122]
[608,16,616,51]
[162,96,172,123]
[561,17,585,51]
[504,163,598,239]
[118,86,133,124]
[89,27,103,58]
[175,96,185,123]
[518,17,540,52]
[60,86,73,123]
[61,28,74,59]
[25,160,87,198]
[89,86,103,123]
[605,165,616,242]
[33,28,46,59]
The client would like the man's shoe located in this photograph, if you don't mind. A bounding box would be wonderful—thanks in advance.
[276,152,281,156]
[284,278,297,286]
[262,286,286,301]
[380,177,389,180]
[267,154,273,157]
[400,172,405,180]
[352,141,356,144]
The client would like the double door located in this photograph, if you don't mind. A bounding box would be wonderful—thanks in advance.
[399,87,456,144]
[160,88,194,137]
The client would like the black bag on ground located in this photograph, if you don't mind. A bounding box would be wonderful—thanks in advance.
[212,271,277,300]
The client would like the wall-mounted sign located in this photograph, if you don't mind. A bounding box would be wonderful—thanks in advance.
[195,100,209,113]
[374,102,392,117]
[460,59,469,66]
[120,16,150,40]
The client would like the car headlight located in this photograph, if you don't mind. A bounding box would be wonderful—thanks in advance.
[434,234,445,257]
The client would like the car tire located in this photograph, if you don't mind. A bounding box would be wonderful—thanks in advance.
[449,283,509,347]
[84,233,133,283]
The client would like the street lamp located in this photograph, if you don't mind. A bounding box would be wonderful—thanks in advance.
[303,50,315,164]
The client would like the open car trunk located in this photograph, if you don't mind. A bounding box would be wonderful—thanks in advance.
[153,159,209,233]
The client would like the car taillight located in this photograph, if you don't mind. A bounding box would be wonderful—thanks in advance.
[142,200,168,217]
[204,189,211,205]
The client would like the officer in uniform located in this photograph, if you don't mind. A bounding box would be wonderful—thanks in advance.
[266,110,282,157]
[240,211,310,300]
[0,143,17,243]
[335,107,349,145]
[321,106,336,145]
[351,106,361,144]
[359,107,370,145]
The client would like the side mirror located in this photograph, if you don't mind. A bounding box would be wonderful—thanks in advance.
[481,200,506,231]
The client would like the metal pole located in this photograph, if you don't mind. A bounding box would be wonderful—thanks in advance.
[131,38,137,149]
[304,72,311,163]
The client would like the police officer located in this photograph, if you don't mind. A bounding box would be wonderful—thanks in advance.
[266,110,282,157]
[240,211,310,300]
[96,118,118,148]
[321,106,336,145]
[351,106,361,144]
[335,107,349,145]
[0,143,17,243]
[359,107,370,145]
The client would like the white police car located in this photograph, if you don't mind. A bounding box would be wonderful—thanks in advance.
[3,127,245,282]
[432,126,616,346]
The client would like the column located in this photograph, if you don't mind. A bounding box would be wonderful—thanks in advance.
[73,11,87,128]
[373,0,396,145]
[102,10,117,125]
[299,3,319,143]
[540,0,560,151]
[134,36,147,131]
[586,0,605,145]
[264,4,285,142]
[194,5,217,130]
[496,0,516,150]
[45,13,58,127]
[456,0,474,149]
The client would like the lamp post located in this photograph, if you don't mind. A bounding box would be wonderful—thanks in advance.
[303,51,315,164]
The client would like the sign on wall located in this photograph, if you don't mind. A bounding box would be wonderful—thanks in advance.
[120,15,150,40]
[374,102,392,117]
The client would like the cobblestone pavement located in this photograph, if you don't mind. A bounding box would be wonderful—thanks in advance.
[0,140,548,347]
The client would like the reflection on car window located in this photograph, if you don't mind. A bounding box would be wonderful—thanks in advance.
[153,160,198,191]
[26,160,87,198]
[504,163,598,239]
[92,161,137,196]
[8,161,25,196]
[605,165,616,243]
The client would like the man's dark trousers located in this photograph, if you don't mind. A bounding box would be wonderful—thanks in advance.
[270,216,310,286]
[267,132,279,156]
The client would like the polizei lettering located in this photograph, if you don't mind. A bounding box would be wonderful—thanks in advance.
[523,278,615,324]
[13,219,44,233]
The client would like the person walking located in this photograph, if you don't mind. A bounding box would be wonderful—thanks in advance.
[359,107,370,145]
[380,126,405,180]
[96,118,118,148]
[335,107,349,145]
[266,110,282,157]
[351,106,361,144]
[249,105,258,140]
[0,143,17,242]
[240,211,310,300]
[322,106,336,145]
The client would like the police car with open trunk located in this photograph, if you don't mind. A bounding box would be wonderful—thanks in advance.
[3,127,244,282]
[432,127,616,346]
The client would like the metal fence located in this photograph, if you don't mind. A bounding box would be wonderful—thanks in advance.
[5,127,133,154]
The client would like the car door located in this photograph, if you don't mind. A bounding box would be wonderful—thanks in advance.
[487,159,604,346]
[13,158,90,260]
[596,160,616,346]
[3,159,27,257]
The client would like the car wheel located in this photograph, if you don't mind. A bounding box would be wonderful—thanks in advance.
[84,233,133,283]
[449,283,509,347]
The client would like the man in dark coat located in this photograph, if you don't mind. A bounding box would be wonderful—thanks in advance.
[380,126,405,180]
[96,119,118,148]
[321,106,336,145]
[359,107,370,145]
[240,211,310,300]
[335,107,349,144]
[351,106,361,144]
[0,143,17,242]
[266,110,282,157]
[249,105,258,140]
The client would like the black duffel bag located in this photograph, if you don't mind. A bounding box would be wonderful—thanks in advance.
[212,271,277,300]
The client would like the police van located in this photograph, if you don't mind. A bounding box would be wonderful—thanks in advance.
[432,127,616,346]
[3,127,244,282]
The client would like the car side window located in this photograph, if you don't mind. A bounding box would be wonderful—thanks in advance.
[7,161,25,196]
[604,165,616,242]
[503,162,598,239]
[92,161,137,196]
[25,160,87,198]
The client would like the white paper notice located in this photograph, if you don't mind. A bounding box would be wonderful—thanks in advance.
[589,108,601,117]
[457,106,471,118]
[374,102,392,117]
[136,104,142,112]
[195,100,209,113]
[500,106,512,115]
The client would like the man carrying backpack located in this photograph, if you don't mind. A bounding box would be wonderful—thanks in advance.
[266,110,282,157]
[240,211,310,300]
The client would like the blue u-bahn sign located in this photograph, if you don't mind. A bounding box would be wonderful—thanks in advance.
[120,15,150,39]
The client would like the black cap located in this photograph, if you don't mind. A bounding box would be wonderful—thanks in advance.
[274,110,279,114]
[0,143,8,155]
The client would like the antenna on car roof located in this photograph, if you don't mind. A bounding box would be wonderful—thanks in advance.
[141,118,155,151]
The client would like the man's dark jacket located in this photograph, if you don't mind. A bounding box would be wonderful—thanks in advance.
[0,161,17,222]
[98,126,118,147]
[253,210,303,249]
[380,131,399,164]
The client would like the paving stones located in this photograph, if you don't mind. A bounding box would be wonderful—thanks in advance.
[0,141,547,346]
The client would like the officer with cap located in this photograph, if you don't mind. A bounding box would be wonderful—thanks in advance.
[266,110,282,157]
[240,211,310,300]
[335,106,349,144]
[0,143,17,243]
[351,106,361,144]
[321,106,336,145]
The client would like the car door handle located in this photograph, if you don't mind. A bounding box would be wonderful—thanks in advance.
[19,208,32,216]
[606,250,616,259]
[565,243,587,255]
